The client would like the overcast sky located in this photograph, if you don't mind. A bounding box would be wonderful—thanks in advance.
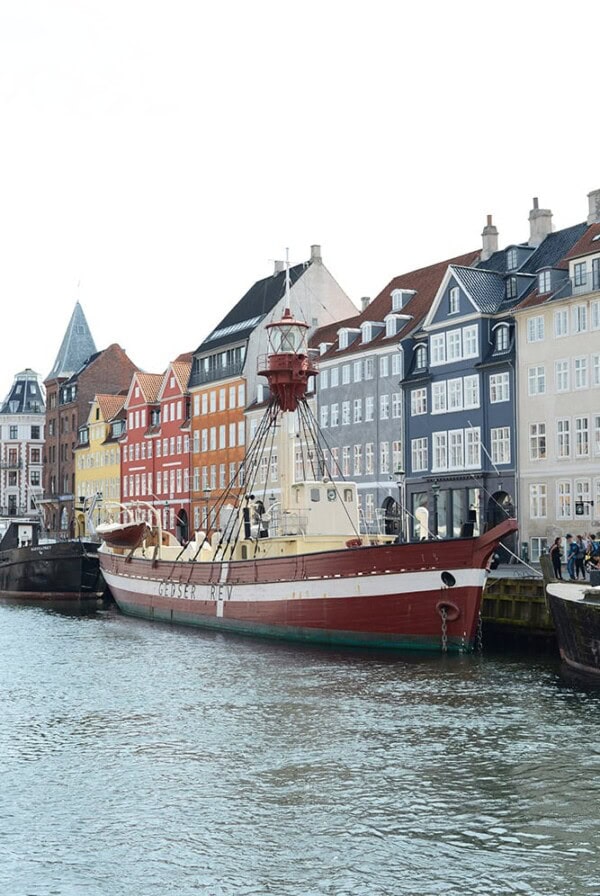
[0,0,597,396]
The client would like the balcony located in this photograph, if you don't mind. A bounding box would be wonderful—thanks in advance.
[190,359,244,387]
[554,267,600,300]
[0,459,22,469]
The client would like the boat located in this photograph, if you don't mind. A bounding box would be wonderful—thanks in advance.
[96,519,150,550]
[98,307,518,652]
[546,572,600,675]
[0,518,105,600]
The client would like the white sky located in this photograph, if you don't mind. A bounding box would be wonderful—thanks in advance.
[1,0,598,396]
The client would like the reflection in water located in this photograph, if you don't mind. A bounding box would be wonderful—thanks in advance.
[1,603,600,896]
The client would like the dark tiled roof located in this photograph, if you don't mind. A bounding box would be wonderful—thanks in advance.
[312,249,480,358]
[520,222,588,273]
[451,266,507,313]
[195,263,307,353]
[46,302,97,381]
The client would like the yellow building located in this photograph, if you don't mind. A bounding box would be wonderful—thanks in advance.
[74,394,126,536]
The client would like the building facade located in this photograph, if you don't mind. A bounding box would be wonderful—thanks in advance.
[0,369,45,521]
[74,394,126,536]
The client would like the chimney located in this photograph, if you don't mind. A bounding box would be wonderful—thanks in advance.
[481,214,499,262]
[310,244,322,264]
[360,296,371,312]
[273,260,285,275]
[587,188,600,225]
[528,197,553,247]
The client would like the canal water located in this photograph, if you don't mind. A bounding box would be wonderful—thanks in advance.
[1,601,600,896]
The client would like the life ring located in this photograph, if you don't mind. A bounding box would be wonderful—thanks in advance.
[436,601,460,622]
[345,537,363,548]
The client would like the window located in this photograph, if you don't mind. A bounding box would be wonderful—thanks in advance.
[432,382,447,413]
[529,485,547,519]
[379,442,390,474]
[447,330,461,361]
[9,426,17,439]
[463,326,478,358]
[574,357,588,389]
[593,354,600,387]
[430,335,445,366]
[557,481,572,519]
[31,425,40,440]
[555,360,569,392]
[330,403,339,427]
[449,286,460,314]
[379,356,389,378]
[341,446,350,477]
[527,316,544,343]
[507,248,518,270]
[529,423,546,460]
[489,372,509,403]
[342,401,350,425]
[330,367,339,387]
[414,345,427,368]
[365,396,374,422]
[411,388,427,416]
[538,271,551,294]
[320,405,329,428]
[494,325,509,352]
[462,428,479,471]
[385,317,398,338]
[528,366,546,396]
[342,365,351,385]
[575,479,592,517]
[574,262,586,287]
[353,398,362,424]
[353,445,362,476]
[449,430,464,468]
[557,419,570,458]
[575,416,589,456]
[392,353,402,377]
[572,304,588,333]
[365,443,374,474]
[506,276,518,299]
[594,415,600,456]
[411,437,428,472]
[353,361,362,382]
[464,375,480,408]
[553,308,568,338]
[592,299,600,330]
[320,369,329,390]
[491,427,511,465]
[447,378,463,411]
[379,395,390,420]
[391,393,401,419]
[432,432,447,471]
[364,358,374,380]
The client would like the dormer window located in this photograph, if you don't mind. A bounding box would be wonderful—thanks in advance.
[494,324,510,352]
[391,288,416,312]
[319,342,332,356]
[574,262,587,288]
[339,330,349,350]
[337,328,360,350]
[385,317,397,338]
[361,322,373,344]
[507,248,518,270]
[538,270,552,294]
[414,344,427,369]
[506,276,518,300]
[449,286,460,314]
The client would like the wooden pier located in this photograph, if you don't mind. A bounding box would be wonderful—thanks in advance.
[482,561,554,643]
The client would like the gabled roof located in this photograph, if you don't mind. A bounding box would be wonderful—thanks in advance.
[0,368,45,415]
[46,302,97,381]
[95,393,126,422]
[129,372,163,405]
[170,359,193,394]
[196,263,307,354]
[312,249,480,358]
[451,266,508,313]
[559,222,600,265]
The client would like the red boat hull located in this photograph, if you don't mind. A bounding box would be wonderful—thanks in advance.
[100,519,517,652]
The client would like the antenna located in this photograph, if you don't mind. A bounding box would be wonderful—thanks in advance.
[284,247,290,304]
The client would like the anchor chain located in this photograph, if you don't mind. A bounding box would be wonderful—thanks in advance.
[440,606,448,653]
[476,611,483,653]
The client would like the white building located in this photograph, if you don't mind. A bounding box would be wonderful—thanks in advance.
[0,369,45,520]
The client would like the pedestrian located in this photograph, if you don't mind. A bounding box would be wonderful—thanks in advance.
[566,534,578,581]
[550,537,563,580]
[575,535,587,579]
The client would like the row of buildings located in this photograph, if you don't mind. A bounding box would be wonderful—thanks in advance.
[1,190,599,561]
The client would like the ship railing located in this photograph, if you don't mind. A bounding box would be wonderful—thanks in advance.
[267,511,309,537]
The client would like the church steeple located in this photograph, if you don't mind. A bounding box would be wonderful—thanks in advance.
[46,302,97,381]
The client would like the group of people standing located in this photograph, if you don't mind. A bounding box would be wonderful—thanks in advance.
[550,533,600,580]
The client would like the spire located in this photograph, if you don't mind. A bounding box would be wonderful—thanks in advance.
[46,302,97,381]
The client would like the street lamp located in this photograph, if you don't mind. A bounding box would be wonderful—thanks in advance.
[431,481,440,538]
[393,468,405,542]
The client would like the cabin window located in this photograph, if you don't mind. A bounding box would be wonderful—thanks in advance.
[310,489,321,502]
[344,489,353,503]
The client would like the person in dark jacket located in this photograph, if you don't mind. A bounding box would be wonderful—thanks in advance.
[566,535,578,580]
[550,537,563,579]
[575,535,587,579]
